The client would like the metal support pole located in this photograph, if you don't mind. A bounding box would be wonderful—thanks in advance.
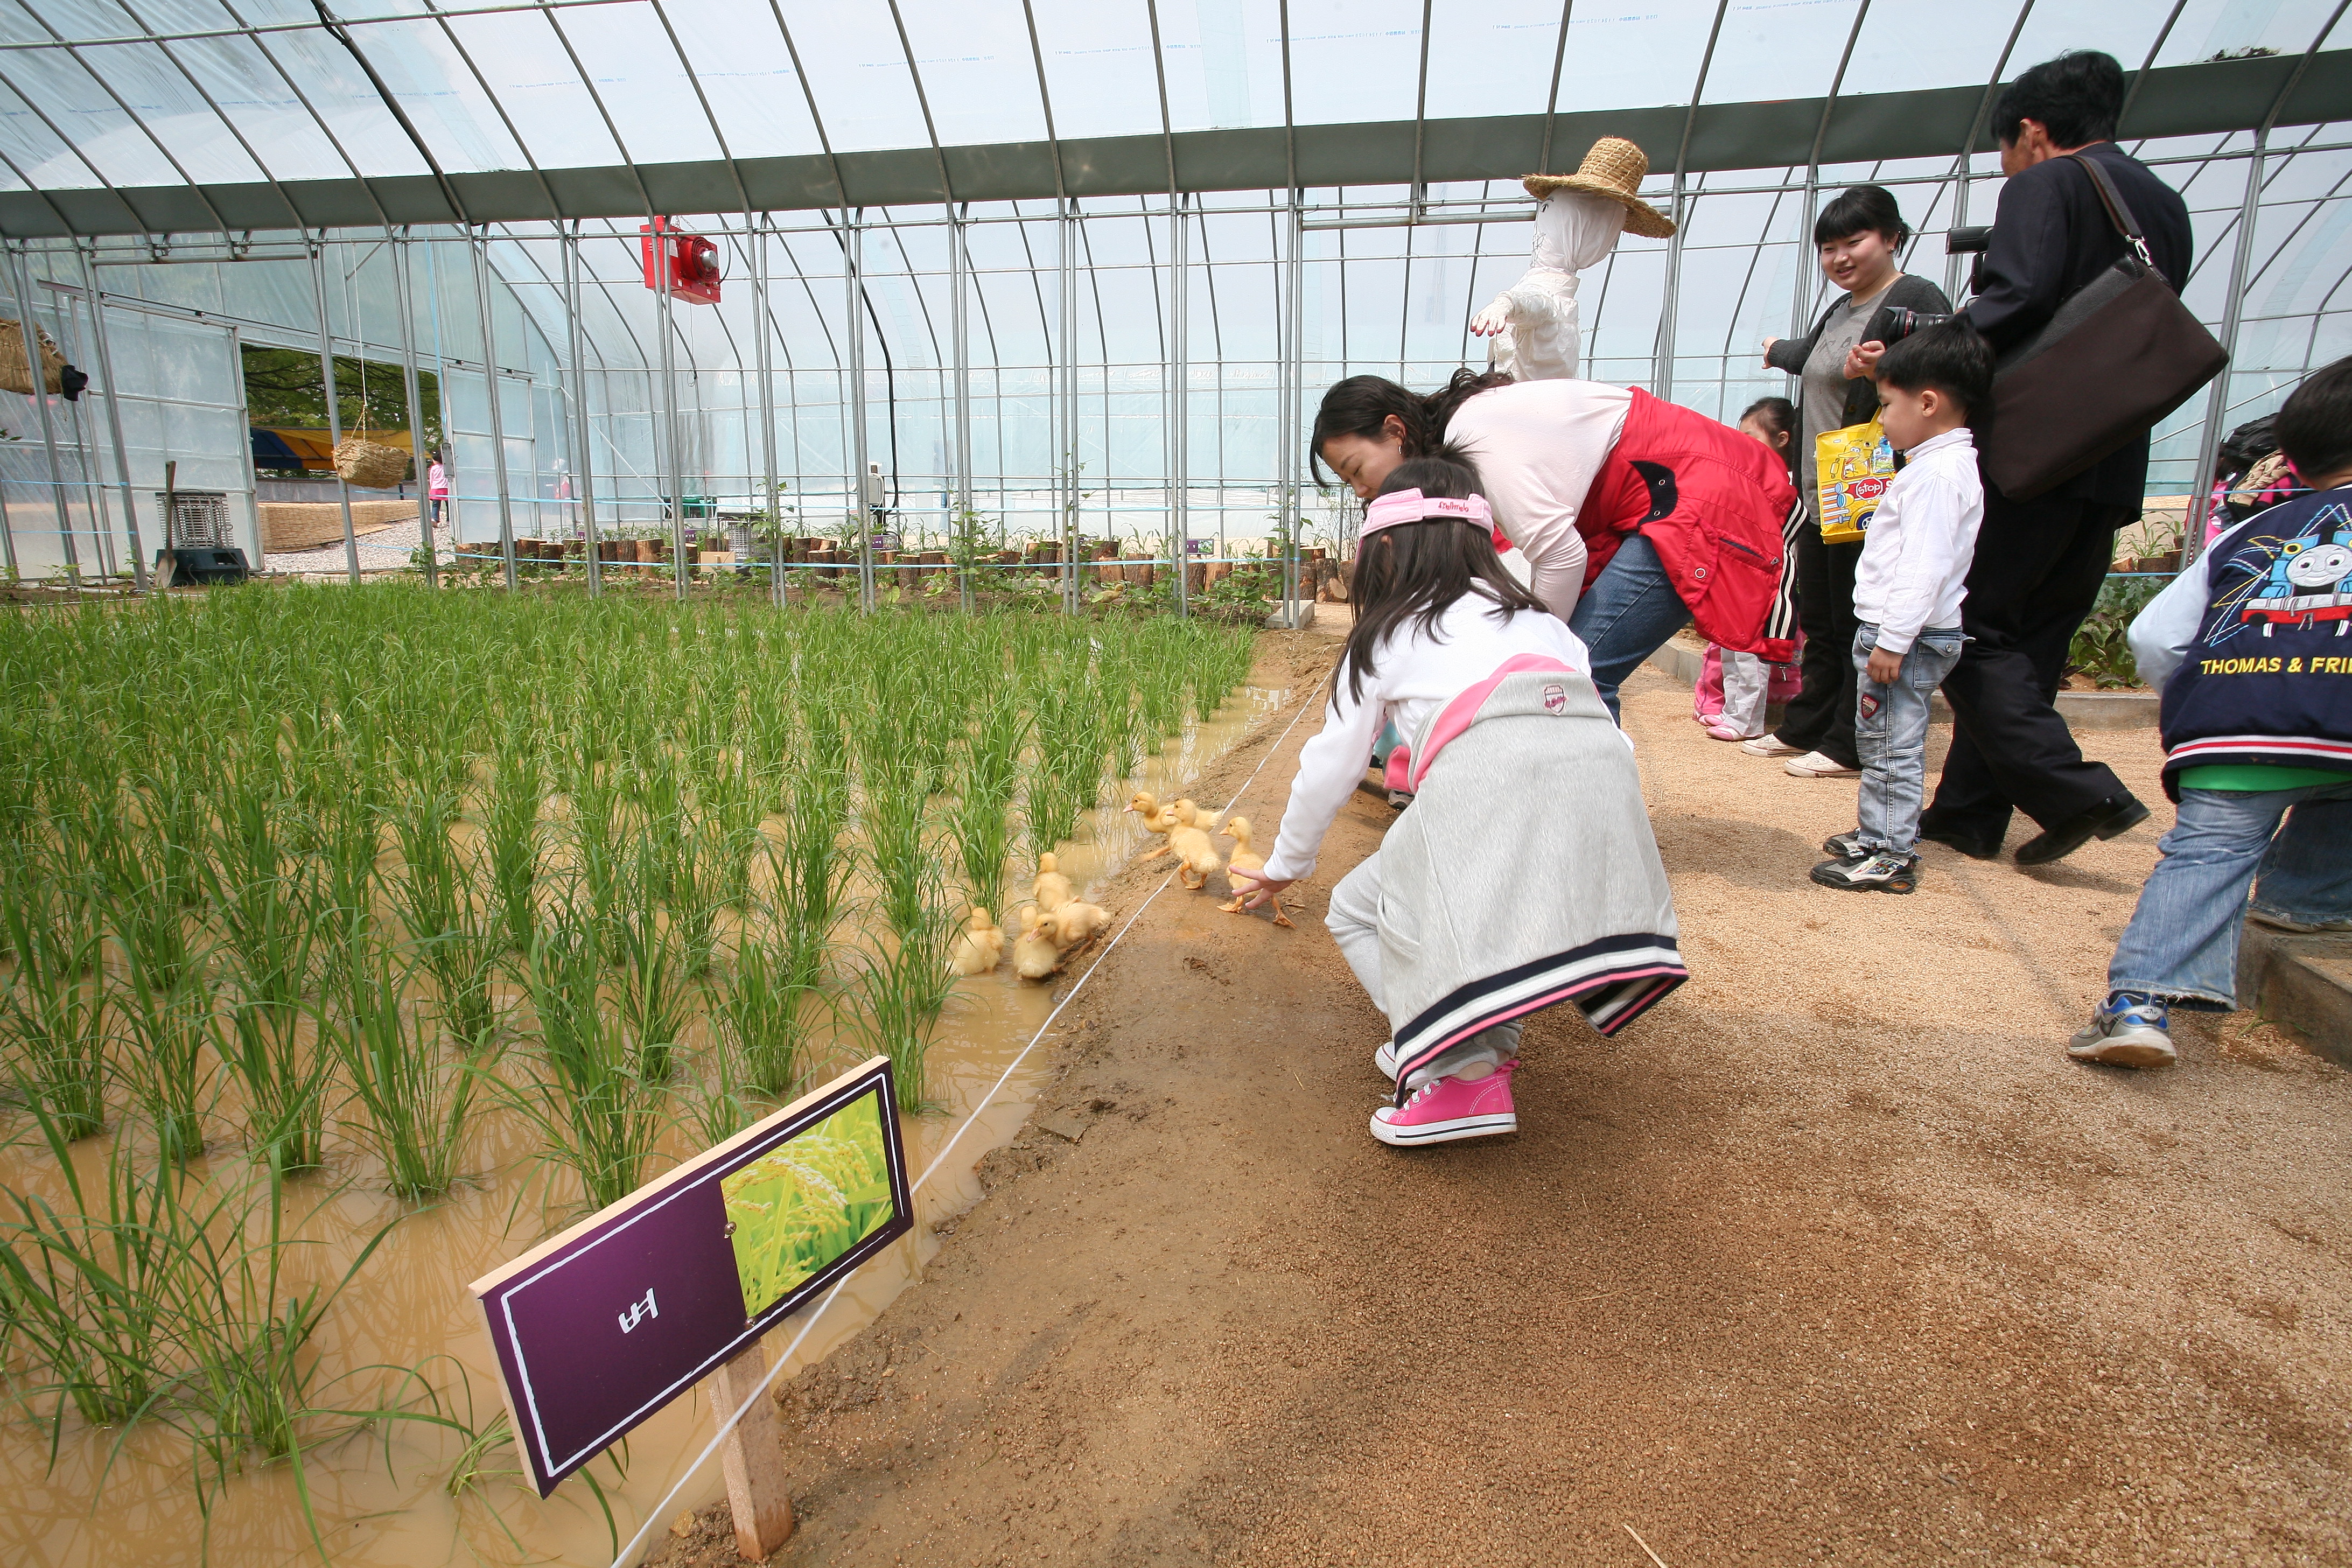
[753,216,781,608]
[1282,195,1304,620]
[951,209,974,614]
[1654,172,1688,401]
[11,246,80,590]
[10,247,81,590]
[563,223,600,597]
[470,226,517,590]
[75,247,145,591]
[845,213,874,612]
[2185,134,2271,569]
[1059,201,1077,614]
[305,236,362,586]
[654,225,687,603]
[390,228,436,590]
[1170,196,1189,618]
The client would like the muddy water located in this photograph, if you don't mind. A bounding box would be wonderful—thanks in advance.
[0,681,1293,1568]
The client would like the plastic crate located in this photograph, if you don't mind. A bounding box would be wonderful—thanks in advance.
[154,489,230,549]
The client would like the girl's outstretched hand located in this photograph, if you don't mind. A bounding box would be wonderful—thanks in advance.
[1224,865,1297,911]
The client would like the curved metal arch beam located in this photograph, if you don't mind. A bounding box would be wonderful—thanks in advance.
[310,2,469,223]
[0,61,146,233]
[646,0,751,214]
[412,0,564,221]
[1147,0,1177,194]
[764,2,849,221]
[21,10,235,234]
[535,5,659,220]
[220,0,392,223]
[1537,2,1573,175]
[1020,0,1068,204]
[885,0,956,208]
[113,0,337,230]
[2121,1,2192,132]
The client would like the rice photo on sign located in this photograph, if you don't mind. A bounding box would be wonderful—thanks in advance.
[722,1090,895,1318]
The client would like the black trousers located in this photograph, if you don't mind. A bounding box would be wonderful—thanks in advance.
[1773,521,1863,769]
[1920,491,2136,843]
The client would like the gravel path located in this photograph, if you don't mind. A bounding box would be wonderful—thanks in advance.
[652,636,2351,1568]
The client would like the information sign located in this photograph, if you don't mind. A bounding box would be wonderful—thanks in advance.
[470,1056,911,1497]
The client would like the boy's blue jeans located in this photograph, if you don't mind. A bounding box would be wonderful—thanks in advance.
[2109,780,2352,1009]
[1851,623,1964,855]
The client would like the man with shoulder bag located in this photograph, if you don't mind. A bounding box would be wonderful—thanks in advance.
[1854,51,2202,866]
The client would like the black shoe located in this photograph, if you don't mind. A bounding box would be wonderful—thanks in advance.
[1810,851,1919,894]
[1918,823,2001,860]
[1821,830,1867,860]
[2014,795,2150,866]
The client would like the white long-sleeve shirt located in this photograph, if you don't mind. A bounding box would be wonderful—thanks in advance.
[1851,426,1983,654]
[1445,379,1630,623]
[1263,598,1592,882]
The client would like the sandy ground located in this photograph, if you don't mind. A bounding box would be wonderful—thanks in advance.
[652,626,2352,1568]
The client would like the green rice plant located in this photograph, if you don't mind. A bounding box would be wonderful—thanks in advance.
[950,701,1029,916]
[390,784,502,1052]
[0,1096,178,1432]
[482,737,546,958]
[512,907,668,1212]
[109,957,215,1166]
[0,878,110,1141]
[716,921,822,1100]
[614,839,690,1084]
[331,936,480,1200]
[1029,668,1111,851]
[769,716,854,1006]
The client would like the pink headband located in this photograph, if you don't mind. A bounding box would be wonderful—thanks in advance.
[1362,488,1493,537]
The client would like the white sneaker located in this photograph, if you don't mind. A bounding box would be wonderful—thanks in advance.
[2249,909,2352,934]
[1373,1040,1398,1078]
[1785,750,1862,778]
[1739,734,1804,758]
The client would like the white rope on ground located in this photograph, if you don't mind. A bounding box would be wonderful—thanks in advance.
[607,682,1324,1568]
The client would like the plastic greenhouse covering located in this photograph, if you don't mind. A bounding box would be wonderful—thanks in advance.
[0,0,2349,583]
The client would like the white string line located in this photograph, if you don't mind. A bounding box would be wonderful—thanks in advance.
[608,682,1322,1568]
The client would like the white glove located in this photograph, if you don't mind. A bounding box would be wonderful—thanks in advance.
[1469,296,1515,337]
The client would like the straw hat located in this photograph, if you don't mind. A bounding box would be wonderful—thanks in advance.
[1523,137,1675,239]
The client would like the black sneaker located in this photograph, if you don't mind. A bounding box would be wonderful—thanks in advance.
[1821,830,1868,860]
[1810,850,1919,893]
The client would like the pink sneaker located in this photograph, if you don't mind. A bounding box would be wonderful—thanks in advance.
[1702,718,1759,741]
[1370,1063,1518,1146]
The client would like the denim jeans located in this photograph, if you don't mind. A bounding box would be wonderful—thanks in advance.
[1851,623,1964,855]
[1566,531,1692,723]
[2108,780,2352,1009]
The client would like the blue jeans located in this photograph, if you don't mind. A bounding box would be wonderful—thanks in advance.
[1852,624,1964,855]
[2109,780,2352,1009]
[1566,532,1692,723]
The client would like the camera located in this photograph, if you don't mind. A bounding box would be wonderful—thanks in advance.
[1862,305,1959,345]
[1945,225,1992,255]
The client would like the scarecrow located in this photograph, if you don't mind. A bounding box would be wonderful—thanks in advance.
[1471,137,1675,382]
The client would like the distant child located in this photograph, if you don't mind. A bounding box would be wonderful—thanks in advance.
[2069,357,2352,1070]
[1695,397,1805,740]
[427,454,449,529]
[1810,322,1994,893]
[1227,452,1686,1146]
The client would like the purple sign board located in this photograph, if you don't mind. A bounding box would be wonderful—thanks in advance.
[470,1056,911,1496]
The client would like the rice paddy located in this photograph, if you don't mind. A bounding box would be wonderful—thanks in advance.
[0,584,1259,1562]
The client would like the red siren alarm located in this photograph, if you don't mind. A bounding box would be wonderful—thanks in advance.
[641,216,721,305]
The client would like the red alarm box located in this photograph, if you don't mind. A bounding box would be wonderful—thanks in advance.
[641,218,721,305]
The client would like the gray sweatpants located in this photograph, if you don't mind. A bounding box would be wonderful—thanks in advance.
[1328,849,1523,1091]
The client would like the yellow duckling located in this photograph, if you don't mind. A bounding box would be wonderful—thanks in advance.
[1217,816,1293,927]
[948,906,1005,975]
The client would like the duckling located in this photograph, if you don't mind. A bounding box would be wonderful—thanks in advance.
[1012,905,1061,981]
[1166,810,1223,890]
[1125,790,1181,861]
[948,905,1005,975]
[1033,852,1074,912]
[1041,898,1111,951]
[1217,816,1293,927]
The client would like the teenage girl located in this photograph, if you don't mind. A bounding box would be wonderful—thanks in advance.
[1312,370,1800,723]
[1693,397,1803,740]
[1229,453,1686,1147]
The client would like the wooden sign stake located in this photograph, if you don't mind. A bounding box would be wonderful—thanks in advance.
[706,1336,795,1559]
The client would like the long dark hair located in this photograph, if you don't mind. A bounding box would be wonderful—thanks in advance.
[1338,450,1545,704]
[1310,368,1512,486]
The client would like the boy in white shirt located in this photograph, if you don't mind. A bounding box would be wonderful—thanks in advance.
[1812,322,1996,893]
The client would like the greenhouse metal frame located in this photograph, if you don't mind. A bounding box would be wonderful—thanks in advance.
[3,1,2351,607]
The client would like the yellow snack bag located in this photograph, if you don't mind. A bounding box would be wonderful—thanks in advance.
[1815,417,1897,544]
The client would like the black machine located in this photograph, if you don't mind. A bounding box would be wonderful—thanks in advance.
[156,547,250,586]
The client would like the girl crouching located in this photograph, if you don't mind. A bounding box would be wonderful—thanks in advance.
[1230,454,1688,1145]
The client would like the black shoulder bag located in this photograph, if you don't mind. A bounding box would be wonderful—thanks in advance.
[1980,153,2228,501]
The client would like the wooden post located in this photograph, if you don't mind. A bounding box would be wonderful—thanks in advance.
[705,1336,795,1559]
